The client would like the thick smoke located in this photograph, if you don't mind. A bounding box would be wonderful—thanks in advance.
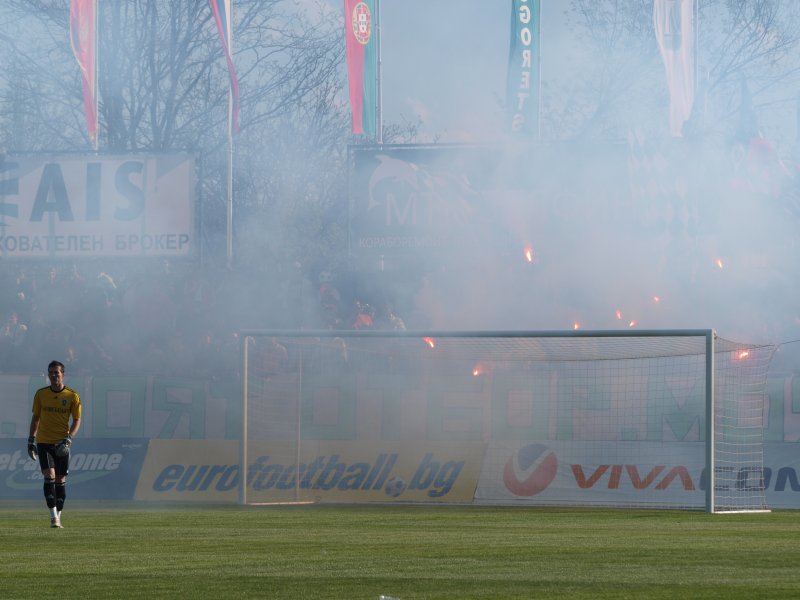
[2,0,800,389]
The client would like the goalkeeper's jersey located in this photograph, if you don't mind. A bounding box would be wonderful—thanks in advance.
[32,386,81,444]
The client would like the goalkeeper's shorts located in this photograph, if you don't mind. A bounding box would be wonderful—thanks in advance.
[36,444,70,478]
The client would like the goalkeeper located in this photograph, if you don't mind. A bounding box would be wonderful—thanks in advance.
[27,360,82,529]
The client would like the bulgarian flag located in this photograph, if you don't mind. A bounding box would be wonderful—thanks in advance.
[69,0,97,144]
[344,0,377,137]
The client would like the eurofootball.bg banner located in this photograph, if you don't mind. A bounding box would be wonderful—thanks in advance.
[344,0,377,137]
[507,0,540,136]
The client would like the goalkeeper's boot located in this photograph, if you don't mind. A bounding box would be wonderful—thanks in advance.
[51,515,63,528]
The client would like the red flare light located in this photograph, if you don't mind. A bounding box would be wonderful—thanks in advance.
[573,322,581,330]
[523,244,534,263]
[737,350,750,360]
[652,296,661,304]
[615,309,622,320]
[716,258,724,269]
[628,320,637,328]
[423,337,435,349]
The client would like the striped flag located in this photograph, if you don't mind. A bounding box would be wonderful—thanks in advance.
[344,0,377,137]
[69,0,97,143]
[210,0,241,132]
[654,0,695,137]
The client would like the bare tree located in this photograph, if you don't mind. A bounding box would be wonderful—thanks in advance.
[558,0,800,144]
[0,0,351,266]
[0,1,343,148]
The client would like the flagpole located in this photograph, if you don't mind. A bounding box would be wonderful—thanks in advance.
[536,0,541,140]
[226,92,234,268]
[226,0,234,269]
[93,0,99,152]
[689,0,706,127]
[375,0,382,144]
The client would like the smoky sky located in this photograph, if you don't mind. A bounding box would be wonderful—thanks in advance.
[2,0,799,384]
[348,2,800,346]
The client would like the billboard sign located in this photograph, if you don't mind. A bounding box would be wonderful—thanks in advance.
[135,440,485,504]
[347,143,629,264]
[0,438,149,499]
[0,153,195,258]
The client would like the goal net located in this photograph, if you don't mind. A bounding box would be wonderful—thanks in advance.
[240,329,774,512]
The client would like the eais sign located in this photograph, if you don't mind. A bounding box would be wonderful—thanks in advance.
[0,153,195,258]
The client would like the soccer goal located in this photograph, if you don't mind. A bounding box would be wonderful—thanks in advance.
[240,329,775,512]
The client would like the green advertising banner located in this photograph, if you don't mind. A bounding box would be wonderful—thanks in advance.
[507,0,541,136]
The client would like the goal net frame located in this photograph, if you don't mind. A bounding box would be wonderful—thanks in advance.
[239,328,774,513]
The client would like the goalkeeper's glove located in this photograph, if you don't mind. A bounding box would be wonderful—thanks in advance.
[54,435,72,458]
[27,436,37,461]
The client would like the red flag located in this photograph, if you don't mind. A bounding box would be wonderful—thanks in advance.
[210,0,241,132]
[69,0,97,143]
[344,0,377,137]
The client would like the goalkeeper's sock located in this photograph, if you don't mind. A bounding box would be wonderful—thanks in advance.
[43,479,56,509]
[55,482,66,513]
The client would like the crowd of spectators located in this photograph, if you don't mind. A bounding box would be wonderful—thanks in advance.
[0,259,409,378]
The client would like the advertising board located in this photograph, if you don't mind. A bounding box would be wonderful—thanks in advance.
[0,153,195,258]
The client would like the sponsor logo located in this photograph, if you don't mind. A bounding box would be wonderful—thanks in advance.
[351,2,372,45]
[760,467,800,492]
[152,452,465,499]
[571,464,694,490]
[501,448,799,497]
[503,443,558,496]
[1,450,124,489]
[570,464,785,492]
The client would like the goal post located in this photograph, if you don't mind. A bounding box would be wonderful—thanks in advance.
[239,329,775,512]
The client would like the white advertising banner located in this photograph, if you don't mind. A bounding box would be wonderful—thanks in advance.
[476,441,707,508]
[476,441,800,509]
[0,153,195,258]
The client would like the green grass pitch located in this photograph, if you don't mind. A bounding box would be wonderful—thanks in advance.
[2,503,799,599]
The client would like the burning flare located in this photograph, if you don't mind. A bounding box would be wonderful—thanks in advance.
[423,337,435,349]
[523,244,535,263]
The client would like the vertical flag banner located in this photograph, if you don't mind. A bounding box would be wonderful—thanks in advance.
[344,0,377,137]
[654,0,695,137]
[69,0,97,143]
[210,0,241,132]
[507,0,541,136]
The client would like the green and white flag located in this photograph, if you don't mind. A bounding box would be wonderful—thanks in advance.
[507,0,540,137]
